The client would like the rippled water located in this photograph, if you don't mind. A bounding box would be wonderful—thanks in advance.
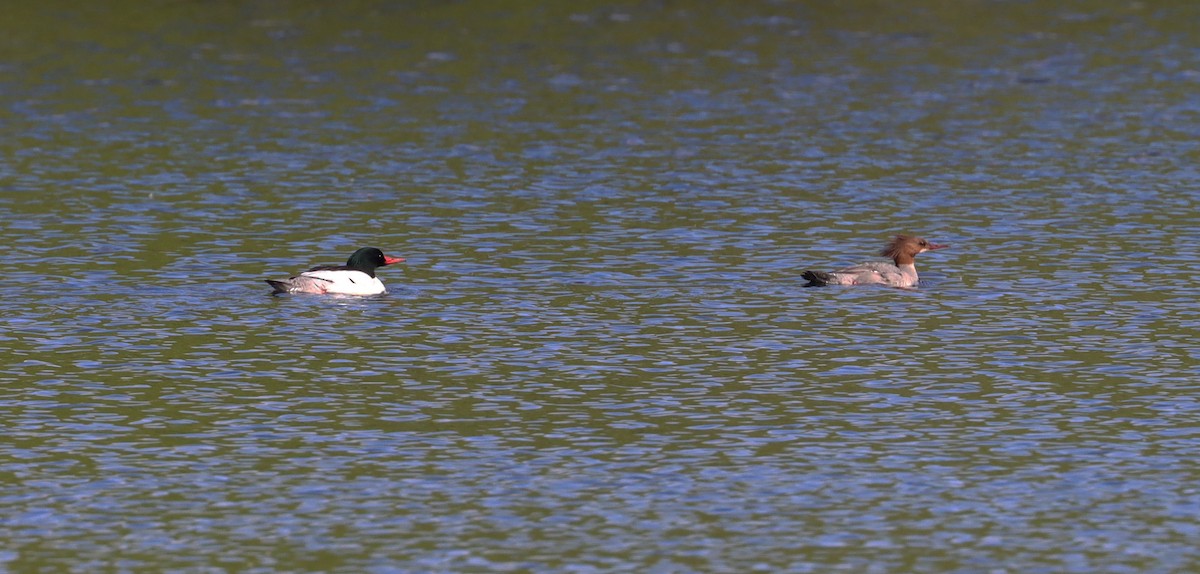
[4,1,1200,572]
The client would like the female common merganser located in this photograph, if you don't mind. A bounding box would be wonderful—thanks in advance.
[802,235,948,288]
[266,247,405,295]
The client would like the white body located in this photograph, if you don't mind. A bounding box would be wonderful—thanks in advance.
[293,269,387,295]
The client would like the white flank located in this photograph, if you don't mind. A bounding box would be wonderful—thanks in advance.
[300,269,387,295]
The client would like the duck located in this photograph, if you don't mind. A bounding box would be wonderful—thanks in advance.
[266,247,405,295]
[802,235,947,288]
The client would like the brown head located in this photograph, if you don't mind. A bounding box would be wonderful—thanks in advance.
[880,235,949,265]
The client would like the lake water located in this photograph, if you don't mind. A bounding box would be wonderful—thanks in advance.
[4,1,1200,572]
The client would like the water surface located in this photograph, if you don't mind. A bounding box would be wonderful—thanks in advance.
[3,1,1200,572]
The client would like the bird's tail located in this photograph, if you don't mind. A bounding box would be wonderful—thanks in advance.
[265,279,292,294]
[802,270,832,287]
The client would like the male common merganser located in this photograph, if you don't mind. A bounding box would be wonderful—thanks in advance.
[802,235,948,287]
[266,247,405,295]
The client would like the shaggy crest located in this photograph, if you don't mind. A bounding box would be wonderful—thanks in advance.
[880,235,919,260]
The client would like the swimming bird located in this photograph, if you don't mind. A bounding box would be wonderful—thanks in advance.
[266,247,405,295]
[802,235,948,287]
